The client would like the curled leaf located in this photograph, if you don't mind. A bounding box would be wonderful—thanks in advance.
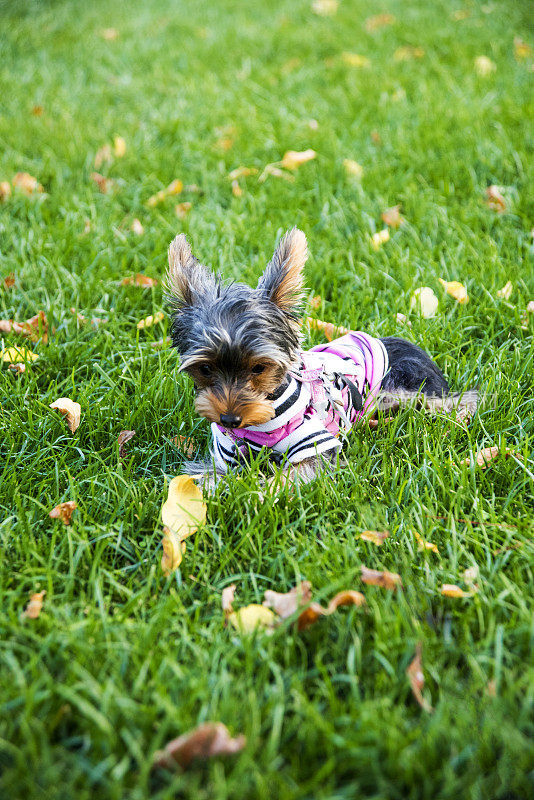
[49,398,81,433]
[13,172,43,195]
[413,529,439,554]
[407,643,433,712]
[2,273,15,290]
[263,582,365,631]
[371,228,390,250]
[258,163,295,183]
[118,429,136,458]
[153,722,246,770]
[24,590,46,618]
[359,530,389,546]
[496,281,513,300]
[49,501,77,525]
[309,295,322,310]
[227,604,277,633]
[171,435,196,458]
[9,363,25,374]
[228,166,258,180]
[263,581,312,618]
[410,287,438,318]
[381,205,404,228]
[137,311,164,329]
[281,149,316,170]
[2,346,39,364]
[343,159,364,178]
[461,445,519,469]
[122,273,157,288]
[306,316,349,341]
[361,565,402,590]
[438,278,469,304]
[441,583,474,598]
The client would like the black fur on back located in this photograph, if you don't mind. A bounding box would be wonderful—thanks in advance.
[380,337,449,396]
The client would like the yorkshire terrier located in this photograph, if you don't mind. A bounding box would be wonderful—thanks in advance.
[166,228,477,490]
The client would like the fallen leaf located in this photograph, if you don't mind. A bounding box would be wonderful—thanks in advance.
[94,143,113,168]
[258,164,295,183]
[1,311,48,343]
[13,172,43,195]
[452,9,470,20]
[381,205,404,228]
[49,397,81,433]
[131,218,144,235]
[2,346,39,364]
[311,0,338,16]
[2,273,15,290]
[394,46,424,61]
[413,530,439,554]
[228,166,258,180]
[161,526,187,575]
[486,185,506,212]
[342,53,370,67]
[49,501,77,525]
[153,722,246,770]
[147,179,183,207]
[496,281,513,300]
[23,590,46,619]
[122,273,158,288]
[407,643,433,712]
[171,435,196,458]
[90,172,115,193]
[231,180,243,197]
[527,301,534,313]
[441,583,475,598]
[8,363,25,374]
[309,295,322,310]
[100,27,119,40]
[306,316,349,341]
[308,118,319,130]
[438,278,469,304]
[114,136,126,157]
[221,584,236,615]
[296,590,366,630]
[463,566,479,587]
[410,287,438,318]
[361,565,402,590]
[263,581,312,618]
[137,311,164,329]
[514,37,532,60]
[0,181,12,201]
[31,105,44,116]
[474,55,496,76]
[118,429,136,458]
[371,130,382,144]
[343,159,364,178]
[396,312,411,327]
[461,445,519,469]
[281,149,316,170]
[486,679,497,697]
[175,201,192,219]
[360,530,389,545]
[365,13,395,31]
[371,228,390,250]
[228,604,277,633]
[161,475,207,543]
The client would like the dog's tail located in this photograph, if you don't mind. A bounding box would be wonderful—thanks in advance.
[377,388,479,422]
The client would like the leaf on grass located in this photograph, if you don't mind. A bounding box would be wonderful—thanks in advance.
[263,581,365,630]
[94,143,113,168]
[359,530,389,546]
[118,429,136,458]
[527,301,534,313]
[281,149,316,170]
[258,164,295,183]
[438,278,469,304]
[461,445,520,469]
[343,159,364,178]
[228,604,277,633]
[0,311,48,343]
[496,281,513,300]
[365,13,395,31]
[410,287,438,318]
[221,584,236,616]
[2,346,39,364]
[514,37,532,60]
[131,218,144,235]
[311,0,338,16]
[441,583,475,598]
[3,273,15,290]
[394,46,424,61]
[361,565,402,590]
[486,185,506,212]
[0,181,12,202]
[9,363,25,374]
[147,179,183,207]
[231,180,243,197]
[137,311,164,329]
[160,474,207,569]
[114,136,126,157]
[100,28,119,40]
[413,530,439,554]
[31,105,44,116]
[175,202,192,219]
[23,590,46,619]
[296,590,366,630]
[306,316,349,341]
[342,53,370,67]
[309,295,322,310]
[228,166,258,180]
[371,228,390,250]
[263,581,312,618]
[49,501,77,525]
[161,526,187,575]
[153,722,246,770]
[381,205,404,228]
[49,398,81,433]
[474,56,496,76]
[407,643,433,712]
[91,172,115,193]
[13,172,44,195]
[122,273,157,288]
[396,312,412,327]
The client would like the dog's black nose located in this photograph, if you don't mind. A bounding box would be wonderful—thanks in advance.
[220,413,242,428]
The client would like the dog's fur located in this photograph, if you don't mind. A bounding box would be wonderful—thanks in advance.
[166,228,477,489]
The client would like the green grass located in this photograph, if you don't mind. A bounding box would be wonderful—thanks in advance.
[1,0,533,797]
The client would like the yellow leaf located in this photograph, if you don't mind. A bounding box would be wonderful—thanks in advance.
[496,281,513,300]
[227,604,277,633]
[100,28,119,40]
[147,179,183,207]
[137,311,165,330]
[49,397,81,433]
[343,159,364,178]
[161,475,207,541]
[13,172,43,195]
[514,37,532,60]
[2,346,39,364]
[474,56,496,76]
[114,136,126,157]
[359,530,389,545]
[342,53,370,67]
[410,287,438,318]
[371,228,390,250]
[281,149,316,170]
[311,0,338,16]
[227,166,258,180]
[161,526,186,576]
[413,530,439,554]
[23,590,46,619]
[439,278,469,304]
[231,180,243,197]
[0,181,12,202]
[441,583,475,598]
[394,46,424,61]
[175,201,192,219]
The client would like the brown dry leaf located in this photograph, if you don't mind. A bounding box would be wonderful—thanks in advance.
[171,435,196,458]
[441,583,474,598]
[396,312,412,327]
[413,529,439,554]
[175,201,192,219]
[342,53,370,67]
[514,37,532,60]
[228,166,258,180]
[118,429,136,458]
[263,582,365,631]
[100,28,119,40]
[360,530,389,546]
[231,180,243,197]
[438,278,469,304]
[221,584,236,615]
[94,144,113,168]
[131,218,144,235]
[13,172,44,195]
[114,136,126,157]
[371,228,390,250]
[496,281,513,300]
[461,446,519,469]
[281,149,316,170]
[49,397,81,433]
[153,722,246,770]
[0,311,48,343]
[297,590,366,630]
[474,56,496,76]
[2,346,39,364]
[228,604,277,633]
[365,13,395,31]
[91,172,115,193]
[147,179,183,207]
[309,295,322,310]
[9,363,26,374]
[486,185,506,212]
[361,565,402,590]
[343,159,364,178]
[31,105,44,116]
[137,311,164,329]
[381,205,404,228]
[306,316,349,341]
[394,46,424,61]
[49,501,77,525]
[24,590,46,619]
[263,581,313,618]
[122,273,158,288]
[311,0,338,16]
[407,643,433,712]
[3,273,15,290]
[0,181,12,201]
[410,287,438,318]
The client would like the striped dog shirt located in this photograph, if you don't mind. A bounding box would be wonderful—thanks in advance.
[211,331,389,473]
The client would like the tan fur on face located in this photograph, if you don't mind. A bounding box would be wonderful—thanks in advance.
[195,386,275,427]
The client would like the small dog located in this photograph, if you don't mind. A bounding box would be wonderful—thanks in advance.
[166,228,477,489]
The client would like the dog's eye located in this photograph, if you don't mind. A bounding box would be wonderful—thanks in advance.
[251,364,265,375]
[198,363,212,378]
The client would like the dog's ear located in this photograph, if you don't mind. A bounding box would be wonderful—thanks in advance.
[257,228,307,314]
[165,234,215,308]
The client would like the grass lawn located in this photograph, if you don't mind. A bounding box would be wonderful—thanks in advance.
[1,0,533,797]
